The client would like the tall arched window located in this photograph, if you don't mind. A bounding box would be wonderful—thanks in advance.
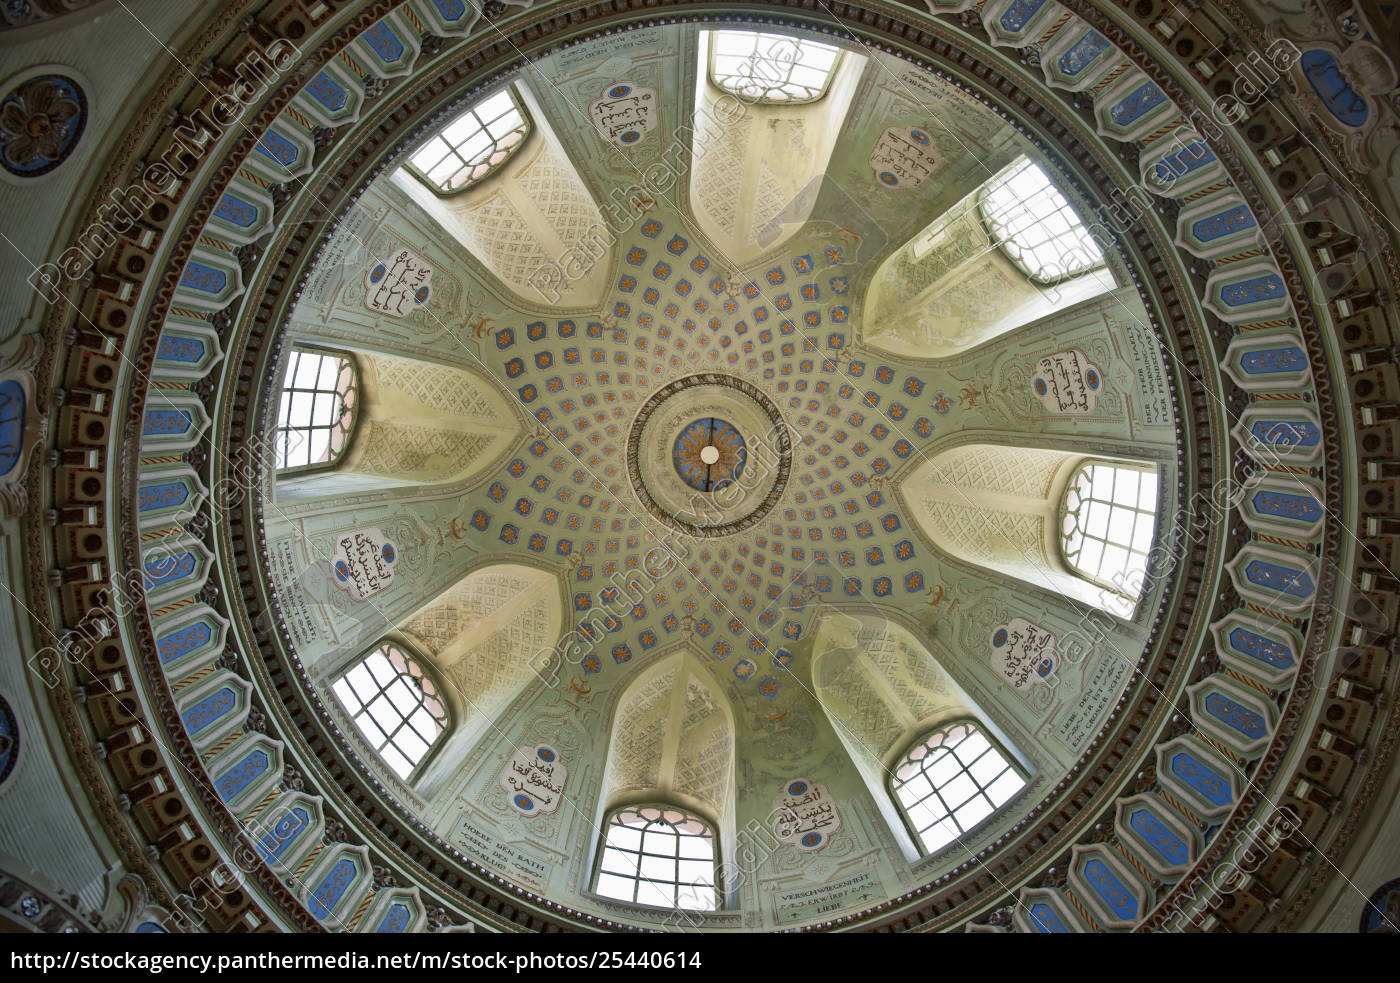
[594,805,718,911]
[708,30,842,104]
[979,157,1105,283]
[890,722,1025,855]
[405,87,530,194]
[274,347,357,473]
[331,642,448,780]
[1060,462,1159,600]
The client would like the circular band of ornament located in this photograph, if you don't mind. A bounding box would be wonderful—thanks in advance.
[627,373,791,538]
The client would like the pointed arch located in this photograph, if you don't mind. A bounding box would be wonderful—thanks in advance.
[898,443,1160,612]
[593,652,736,911]
[379,563,563,795]
[392,82,611,308]
[688,30,867,268]
[273,345,519,502]
[864,155,1117,358]
[810,613,1029,858]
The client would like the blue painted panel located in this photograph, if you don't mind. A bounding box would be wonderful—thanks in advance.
[0,380,26,476]
[179,262,227,294]
[142,409,192,436]
[259,807,311,863]
[1250,419,1320,446]
[1028,902,1068,933]
[157,621,211,664]
[306,72,348,113]
[1227,626,1295,669]
[215,749,269,802]
[1083,858,1138,921]
[1192,205,1256,242]
[1110,81,1166,126]
[138,480,190,512]
[213,193,259,228]
[1130,807,1189,866]
[1170,751,1233,806]
[156,334,206,364]
[309,858,358,920]
[1059,30,1110,77]
[1221,274,1285,308]
[255,129,300,168]
[1000,0,1048,31]
[1301,49,1368,127]
[182,686,236,736]
[1244,559,1315,597]
[1204,691,1268,740]
[143,551,195,590]
[1239,346,1306,373]
[1251,489,1322,523]
[377,903,411,933]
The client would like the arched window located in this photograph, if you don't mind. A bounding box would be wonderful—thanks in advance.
[331,642,447,780]
[979,157,1105,284]
[708,30,842,104]
[405,88,530,194]
[274,347,357,473]
[1060,462,1159,600]
[594,805,718,911]
[890,722,1025,855]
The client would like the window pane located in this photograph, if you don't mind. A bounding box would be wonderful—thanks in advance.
[597,807,715,911]
[980,157,1105,282]
[331,644,446,780]
[404,88,530,193]
[275,349,356,474]
[893,723,1022,855]
[708,30,842,104]
[595,873,636,902]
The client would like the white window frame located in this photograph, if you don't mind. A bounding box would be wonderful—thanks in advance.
[403,86,532,195]
[889,720,1026,856]
[1059,460,1159,600]
[707,30,844,105]
[978,156,1107,285]
[593,804,719,911]
[331,641,449,782]
[274,346,359,475]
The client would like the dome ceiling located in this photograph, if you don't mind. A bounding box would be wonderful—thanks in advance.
[4,0,1398,938]
[248,15,1194,929]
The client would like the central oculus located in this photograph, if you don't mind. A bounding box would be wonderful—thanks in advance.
[673,417,746,492]
[628,374,791,538]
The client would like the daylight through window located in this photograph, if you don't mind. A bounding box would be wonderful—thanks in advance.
[708,30,842,104]
[406,89,530,193]
[980,157,1105,283]
[595,806,718,911]
[331,643,448,780]
[1061,462,1159,600]
[890,723,1025,855]
[275,348,357,473]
